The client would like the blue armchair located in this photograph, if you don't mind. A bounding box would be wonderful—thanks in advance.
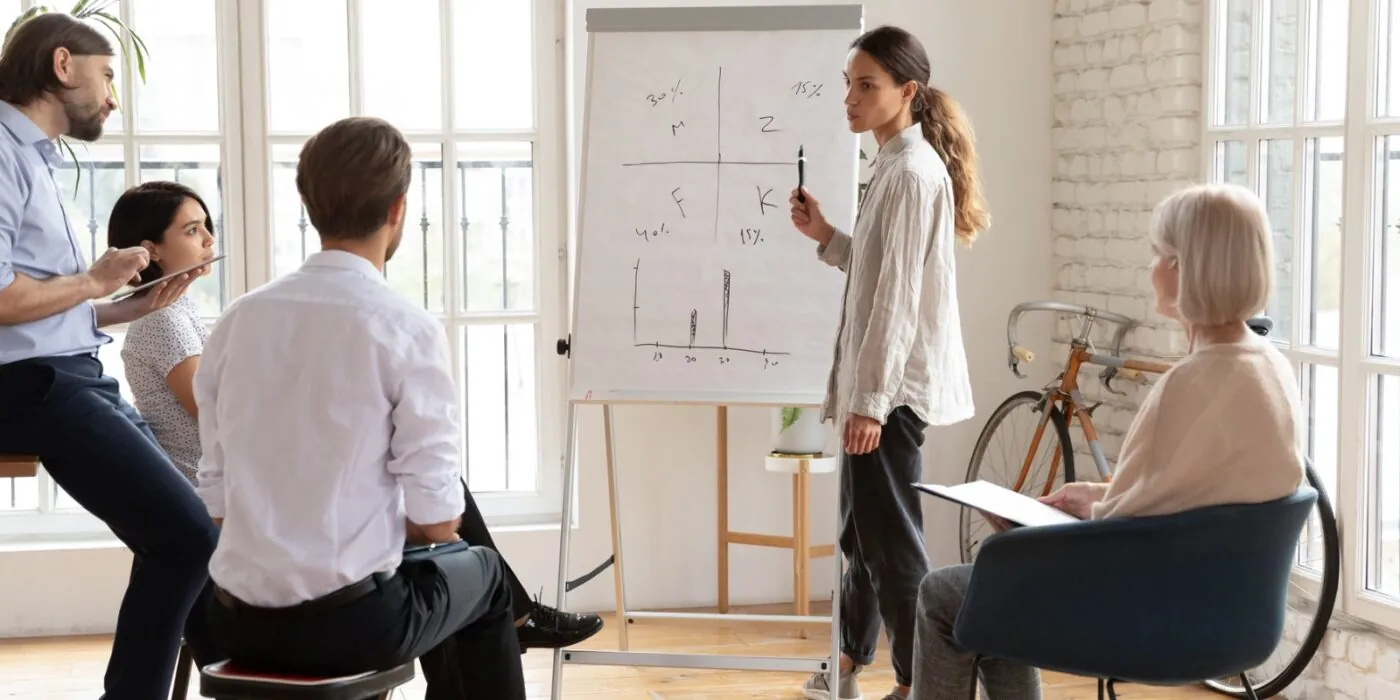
[951,486,1317,700]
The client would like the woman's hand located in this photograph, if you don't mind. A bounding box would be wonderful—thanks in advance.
[1038,482,1108,520]
[790,188,835,246]
[843,414,881,455]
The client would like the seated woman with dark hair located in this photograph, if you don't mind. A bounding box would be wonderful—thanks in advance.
[110,181,217,483]
[107,181,604,652]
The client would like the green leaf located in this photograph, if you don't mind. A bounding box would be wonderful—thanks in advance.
[90,11,150,82]
[56,137,81,198]
[780,407,801,432]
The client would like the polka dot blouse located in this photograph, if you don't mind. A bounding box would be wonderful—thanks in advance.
[121,295,208,484]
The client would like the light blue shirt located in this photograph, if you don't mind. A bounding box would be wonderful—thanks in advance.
[0,100,108,364]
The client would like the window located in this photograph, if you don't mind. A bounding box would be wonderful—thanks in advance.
[244,0,564,522]
[0,0,565,537]
[1205,0,1400,630]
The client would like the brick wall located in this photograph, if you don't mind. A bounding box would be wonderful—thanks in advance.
[1051,0,1201,465]
[1051,2,1397,699]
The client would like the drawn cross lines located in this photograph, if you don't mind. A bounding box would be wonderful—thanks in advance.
[622,67,796,243]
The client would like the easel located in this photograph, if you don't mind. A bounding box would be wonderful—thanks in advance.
[548,396,842,700]
[552,4,864,696]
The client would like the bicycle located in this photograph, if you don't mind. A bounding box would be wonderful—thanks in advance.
[960,300,1339,700]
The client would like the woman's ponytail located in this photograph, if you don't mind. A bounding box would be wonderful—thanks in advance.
[914,85,990,246]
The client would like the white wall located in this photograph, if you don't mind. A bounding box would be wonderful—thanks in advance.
[0,0,1054,637]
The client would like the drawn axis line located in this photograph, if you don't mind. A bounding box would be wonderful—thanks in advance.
[633,342,791,357]
[620,159,792,167]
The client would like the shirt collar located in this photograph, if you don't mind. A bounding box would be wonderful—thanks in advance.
[0,101,63,166]
[302,249,388,284]
[871,122,924,167]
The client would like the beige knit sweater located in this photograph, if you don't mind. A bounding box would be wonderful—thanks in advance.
[1091,334,1306,520]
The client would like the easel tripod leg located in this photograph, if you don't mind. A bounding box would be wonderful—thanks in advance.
[717,406,729,614]
[550,401,581,700]
[829,454,842,693]
[603,405,629,649]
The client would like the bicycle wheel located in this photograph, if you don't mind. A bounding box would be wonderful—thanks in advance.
[1203,463,1340,699]
[959,390,1075,564]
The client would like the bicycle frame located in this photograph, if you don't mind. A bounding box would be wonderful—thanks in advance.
[1004,301,1172,492]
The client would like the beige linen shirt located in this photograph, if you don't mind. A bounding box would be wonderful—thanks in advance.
[816,123,974,429]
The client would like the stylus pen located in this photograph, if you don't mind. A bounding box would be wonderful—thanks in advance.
[797,145,806,202]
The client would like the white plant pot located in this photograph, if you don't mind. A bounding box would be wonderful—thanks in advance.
[771,407,828,455]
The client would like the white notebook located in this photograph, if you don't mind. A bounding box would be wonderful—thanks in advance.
[913,479,1081,527]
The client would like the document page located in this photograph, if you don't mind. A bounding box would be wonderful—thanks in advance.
[914,480,1081,527]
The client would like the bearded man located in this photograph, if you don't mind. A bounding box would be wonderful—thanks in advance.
[0,13,217,700]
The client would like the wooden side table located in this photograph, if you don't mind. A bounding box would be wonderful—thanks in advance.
[0,454,39,479]
[718,451,837,618]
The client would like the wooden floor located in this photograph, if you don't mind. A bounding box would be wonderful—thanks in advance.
[0,603,1220,699]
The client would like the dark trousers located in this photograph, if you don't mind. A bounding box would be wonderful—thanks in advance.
[206,545,526,699]
[455,477,533,622]
[0,355,219,700]
[839,405,930,687]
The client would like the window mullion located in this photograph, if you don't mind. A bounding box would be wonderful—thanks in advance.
[1337,0,1377,618]
[347,0,364,116]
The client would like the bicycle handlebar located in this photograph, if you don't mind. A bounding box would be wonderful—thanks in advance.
[1005,301,1139,378]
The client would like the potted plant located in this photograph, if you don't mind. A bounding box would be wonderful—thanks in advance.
[771,406,828,455]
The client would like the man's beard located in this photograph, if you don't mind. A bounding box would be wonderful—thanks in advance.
[385,218,405,262]
[61,92,105,142]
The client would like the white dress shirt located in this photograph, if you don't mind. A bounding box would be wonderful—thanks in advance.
[195,250,466,607]
[816,122,975,429]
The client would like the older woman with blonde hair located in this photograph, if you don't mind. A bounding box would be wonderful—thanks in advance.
[905,183,1306,700]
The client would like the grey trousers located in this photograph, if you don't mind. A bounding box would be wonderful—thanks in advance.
[839,405,929,687]
[909,564,1042,700]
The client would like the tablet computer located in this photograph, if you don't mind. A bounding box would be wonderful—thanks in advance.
[109,254,226,302]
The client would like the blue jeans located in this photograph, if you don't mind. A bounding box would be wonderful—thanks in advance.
[0,354,220,700]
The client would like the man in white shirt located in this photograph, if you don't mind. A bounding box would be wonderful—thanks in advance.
[195,116,525,697]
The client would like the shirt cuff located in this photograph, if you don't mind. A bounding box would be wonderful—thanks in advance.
[402,477,465,526]
[0,263,14,290]
[850,393,891,424]
[196,484,225,519]
[816,230,850,265]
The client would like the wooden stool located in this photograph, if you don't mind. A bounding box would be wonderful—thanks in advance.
[198,659,414,700]
[717,452,836,618]
[0,454,39,478]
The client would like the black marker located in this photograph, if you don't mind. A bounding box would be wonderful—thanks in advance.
[797,145,806,202]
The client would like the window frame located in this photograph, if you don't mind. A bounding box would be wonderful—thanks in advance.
[237,0,567,526]
[0,0,568,540]
[1203,0,1400,633]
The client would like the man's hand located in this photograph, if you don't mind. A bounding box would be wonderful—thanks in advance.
[84,247,151,297]
[406,516,462,545]
[94,268,200,327]
[843,414,881,455]
[1038,482,1109,520]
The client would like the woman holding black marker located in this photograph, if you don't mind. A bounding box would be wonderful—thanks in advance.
[788,25,987,700]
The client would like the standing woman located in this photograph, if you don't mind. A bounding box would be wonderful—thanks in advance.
[789,25,987,700]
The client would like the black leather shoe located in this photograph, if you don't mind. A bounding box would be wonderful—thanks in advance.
[516,595,604,652]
